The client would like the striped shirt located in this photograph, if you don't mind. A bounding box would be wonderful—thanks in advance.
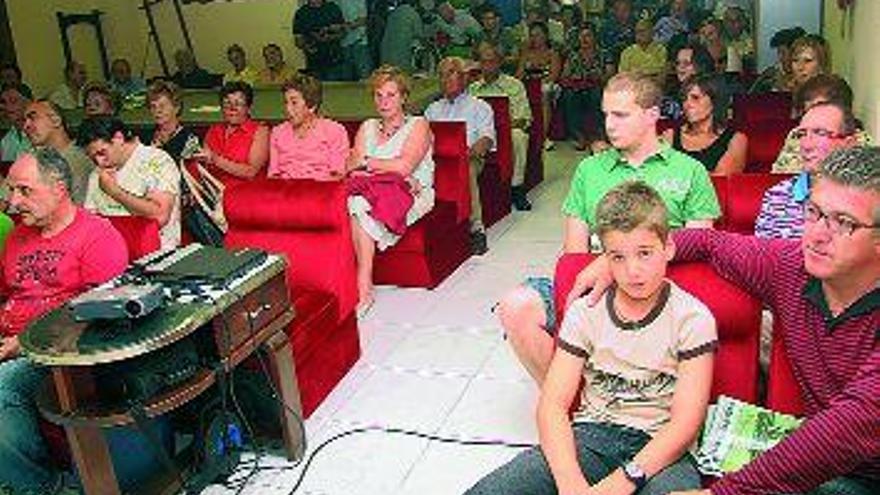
[753,174,807,240]
[673,229,879,495]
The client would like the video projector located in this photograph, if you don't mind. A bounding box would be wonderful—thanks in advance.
[67,283,165,322]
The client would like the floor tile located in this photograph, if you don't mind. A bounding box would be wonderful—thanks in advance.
[382,324,500,376]
[398,441,526,495]
[438,376,540,445]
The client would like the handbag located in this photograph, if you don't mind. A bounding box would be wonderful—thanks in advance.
[179,161,226,246]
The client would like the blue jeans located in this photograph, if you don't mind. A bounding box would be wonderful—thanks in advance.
[0,357,57,493]
[465,422,701,494]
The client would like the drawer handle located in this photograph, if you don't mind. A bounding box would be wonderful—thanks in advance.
[247,303,273,321]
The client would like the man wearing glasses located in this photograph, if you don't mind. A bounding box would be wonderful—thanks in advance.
[571,146,879,495]
[755,101,856,239]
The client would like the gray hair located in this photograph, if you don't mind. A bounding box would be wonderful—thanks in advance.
[818,146,880,227]
[33,147,73,195]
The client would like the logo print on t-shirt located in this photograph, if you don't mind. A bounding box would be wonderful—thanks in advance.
[15,249,64,286]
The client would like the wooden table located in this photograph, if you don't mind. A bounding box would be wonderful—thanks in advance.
[20,255,302,495]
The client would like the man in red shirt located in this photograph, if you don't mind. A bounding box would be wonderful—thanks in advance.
[571,146,879,495]
[0,148,128,493]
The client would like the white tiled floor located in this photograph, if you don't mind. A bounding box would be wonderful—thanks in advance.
[201,145,586,494]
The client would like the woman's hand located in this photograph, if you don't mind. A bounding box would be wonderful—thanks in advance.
[192,147,215,165]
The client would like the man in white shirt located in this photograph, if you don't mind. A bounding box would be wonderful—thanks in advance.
[425,56,496,254]
[78,117,181,250]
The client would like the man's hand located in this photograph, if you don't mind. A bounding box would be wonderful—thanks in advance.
[565,255,613,310]
[669,490,711,495]
[97,168,119,195]
[0,335,20,361]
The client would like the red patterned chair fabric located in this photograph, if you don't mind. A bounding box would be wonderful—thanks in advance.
[224,179,360,416]
[479,96,514,228]
[743,118,797,173]
[553,253,762,404]
[524,77,545,190]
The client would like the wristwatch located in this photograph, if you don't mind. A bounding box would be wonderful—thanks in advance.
[622,461,648,490]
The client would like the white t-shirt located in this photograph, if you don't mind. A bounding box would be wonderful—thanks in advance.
[85,143,181,250]
[558,281,718,435]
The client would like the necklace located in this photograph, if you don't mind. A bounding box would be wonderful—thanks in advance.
[379,118,404,140]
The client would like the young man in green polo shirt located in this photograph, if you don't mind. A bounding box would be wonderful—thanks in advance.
[497,72,720,385]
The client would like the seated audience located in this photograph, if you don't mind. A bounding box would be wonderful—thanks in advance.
[435,1,483,58]
[577,146,880,495]
[143,79,201,163]
[721,5,754,70]
[83,82,117,117]
[195,81,269,188]
[599,0,636,75]
[468,182,714,495]
[755,101,856,239]
[699,17,739,73]
[750,26,805,93]
[0,83,33,161]
[379,0,423,73]
[653,0,690,44]
[772,74,872,174]
[268,73,349,180]
[558,26,604,151]
[337,0,373,81]
[661,42,715,120]
[470,42,533,211]
[663,74,747,174]
[0,148,127,495]
[171,49,218,89]
[515,22,562,84]
[78,117,181,250]
[222,44,259,87]
[109,58,146,99]
[49,61,86,109]
[618,18,667,83]
[497,72,719,384]
[475,4,519,72]
[293,0,346,80]
[0,63,31,96]
[22,99,92,204]
[556,4,583,56]
[347,66,435,316]
[789,34,831,96]
[258,43,296,87]
[425,56,495,255]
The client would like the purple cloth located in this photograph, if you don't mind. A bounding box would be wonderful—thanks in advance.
[347,173,414,235]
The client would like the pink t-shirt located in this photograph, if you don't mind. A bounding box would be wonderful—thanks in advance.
[0,209,129,337]
[268,118,350,181]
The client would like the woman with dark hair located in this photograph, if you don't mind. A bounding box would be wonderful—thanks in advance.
[515,22,561,83]
[195,81,269,188]
[663,74,747,174]
[661,42,714,120]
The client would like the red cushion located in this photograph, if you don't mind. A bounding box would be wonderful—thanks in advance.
[385,201,457,253]
[733,92,792,127]
[225,179,346,231]
[744,118,796,173]
[430,121,471,224]
[724,173,792,234]
[481,96,514,184]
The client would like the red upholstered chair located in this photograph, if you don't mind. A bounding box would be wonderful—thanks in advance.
[524,76,545,190]
[372,121,472,288]
[710,175,729,231]
[553,253,762,404]
[103,215,162,261]
[743,118,797,173]
[722,173,792,234]
[733,92,792,128]
[479,96,514,228]
[224,179,360,417]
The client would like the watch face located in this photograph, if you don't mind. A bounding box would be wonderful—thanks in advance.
[624,461,646,480]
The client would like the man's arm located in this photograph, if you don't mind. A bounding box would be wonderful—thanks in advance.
[539,311,591,493]
[97,170,176,227]
[593,351,715,493]
[711,347,880,495]
[563,217,590,254]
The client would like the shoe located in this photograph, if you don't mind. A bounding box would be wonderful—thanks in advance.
[511,186,532,211]
[470,230,488,255]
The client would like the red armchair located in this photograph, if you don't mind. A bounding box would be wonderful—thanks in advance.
[711,173,792,234]
[553,254,762,403]
[733,92,792,128]
[743,118,796,173]
[479,96,514,228]
[224,179,360,417]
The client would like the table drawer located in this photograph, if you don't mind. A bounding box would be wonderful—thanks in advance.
[212,273,289,356]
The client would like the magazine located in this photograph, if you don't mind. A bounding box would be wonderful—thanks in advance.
[696,395,803,477]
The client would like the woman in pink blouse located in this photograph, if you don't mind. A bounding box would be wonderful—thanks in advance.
[195,81,269,188]
[268,74,350,180]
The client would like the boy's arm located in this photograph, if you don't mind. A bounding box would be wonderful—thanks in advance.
[563,217,590,254]
[591,352,715,494]
[539,343,591,494]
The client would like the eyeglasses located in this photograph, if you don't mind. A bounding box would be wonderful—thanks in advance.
[791,127,849,140]
[802,200,878,236]
[222,100,248,109]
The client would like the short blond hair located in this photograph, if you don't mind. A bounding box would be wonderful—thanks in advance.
[369,65,410,102]
[604,72,662,109]
[438,56,466,75]
[596,181,670,244]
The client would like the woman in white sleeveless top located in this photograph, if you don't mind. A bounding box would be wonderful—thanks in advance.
[348,65,435,316]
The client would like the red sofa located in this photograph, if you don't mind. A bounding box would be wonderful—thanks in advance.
[553,253,762,403]
[224,179,360,417]
[479,96,514,228]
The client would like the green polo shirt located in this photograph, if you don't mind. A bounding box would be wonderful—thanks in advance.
[562,143,721,230]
